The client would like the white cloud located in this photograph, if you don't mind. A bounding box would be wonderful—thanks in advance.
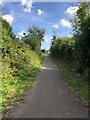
[0,0,2,4]
[52,24,59,29]
[17,31,26,39]
[21,0,27,5]
[60,19,71,27]
[24,8,31,13]
[68,34,72,38]
[65,6,79,14]
[2,2,6,6]
[21,0,32,13]
[65,6,79,19]
[37,9,45,15]
[59,6,78,28]
[3,14,14,25]
[45,39,48,42]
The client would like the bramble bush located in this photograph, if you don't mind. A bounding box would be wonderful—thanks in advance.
[1,18,42,114]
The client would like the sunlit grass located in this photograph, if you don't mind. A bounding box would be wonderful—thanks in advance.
[2,65,41,118]
[1,49,43,117]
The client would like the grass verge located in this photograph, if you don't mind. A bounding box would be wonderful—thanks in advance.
[2,67,41,118]
[1,53,44,118]
[51,56,89,108]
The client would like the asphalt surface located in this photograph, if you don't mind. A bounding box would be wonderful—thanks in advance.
[10,55,88,118]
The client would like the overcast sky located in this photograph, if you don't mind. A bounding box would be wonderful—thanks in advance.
[2,0,79,50]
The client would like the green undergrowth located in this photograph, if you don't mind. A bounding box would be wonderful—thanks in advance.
[1,19,44,117]
[51,56,89,108]
[1,49,42,117]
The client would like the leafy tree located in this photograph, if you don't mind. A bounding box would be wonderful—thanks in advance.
[2,19,15,39]
[23,26,45,54]
[50,1,90,81]
[71,1,90,74]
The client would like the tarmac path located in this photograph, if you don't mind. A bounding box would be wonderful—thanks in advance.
[10,55,88,118]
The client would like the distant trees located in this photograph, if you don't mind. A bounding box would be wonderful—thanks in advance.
[23,26,45,54]
[41,49,49,54]
[50,1,90,81]
[41,49,46,53]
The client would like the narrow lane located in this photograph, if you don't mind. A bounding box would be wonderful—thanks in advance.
[10,55,88,118]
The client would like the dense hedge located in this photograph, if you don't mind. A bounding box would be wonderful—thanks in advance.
[50,37,75,61]
[1,19,42,113]
[50,2,90,82]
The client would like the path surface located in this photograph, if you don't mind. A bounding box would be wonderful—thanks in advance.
[10,55,88,118]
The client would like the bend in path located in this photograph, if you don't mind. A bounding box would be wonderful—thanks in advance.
[10,55,88,118]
